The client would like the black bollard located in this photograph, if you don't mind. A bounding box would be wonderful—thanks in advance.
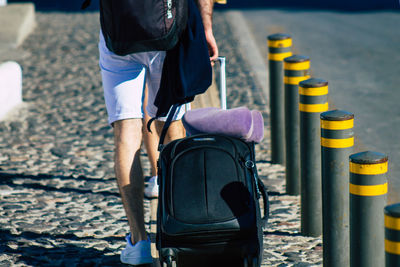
[267,33,292,165]
[321,109,354,267]
[299,78,328,237]
[385,203,400,266]
[283,55,310,195]
[350,151,388,267]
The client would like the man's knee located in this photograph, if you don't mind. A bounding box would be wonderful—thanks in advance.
[113,119,144,146]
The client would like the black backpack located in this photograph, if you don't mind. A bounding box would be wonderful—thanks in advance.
[157,134,269,266]
[81,0,188,55]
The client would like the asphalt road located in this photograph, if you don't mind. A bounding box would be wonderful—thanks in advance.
[239,9,400,203]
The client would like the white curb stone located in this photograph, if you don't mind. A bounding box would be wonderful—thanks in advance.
[0,61,22,119]
[0,3,36,50]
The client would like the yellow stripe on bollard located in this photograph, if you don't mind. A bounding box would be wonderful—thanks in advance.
[299,86,328,96]
[268,52,293,61]
[284,61,310,70]
[284,76,311,85]
[321,137,354,148]
[268,39,292,48]
[350,161,388,175]
[385,214,400,230]
[321,119,354,130]
[385,239,400,255]
[349,183,388,196]
[299,102,328,113]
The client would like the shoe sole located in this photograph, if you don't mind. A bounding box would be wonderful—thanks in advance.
[121,258,153,266]
[144,194,159,199]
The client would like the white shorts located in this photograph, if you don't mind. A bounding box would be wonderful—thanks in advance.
[99,32,186,125]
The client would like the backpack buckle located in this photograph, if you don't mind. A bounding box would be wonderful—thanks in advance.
[245,160,255,169]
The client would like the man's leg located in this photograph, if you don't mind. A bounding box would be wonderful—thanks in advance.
[113,119,147,244]
[99,36,156,264]
[113,118,185,246]
[142,86,159,177]
[155,119,186,144]
[142,86,161,198]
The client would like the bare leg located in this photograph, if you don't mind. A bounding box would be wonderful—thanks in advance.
[142,86,159,177]
[155,119,186,144]
[113,119,147,245]
[113,114,185,247]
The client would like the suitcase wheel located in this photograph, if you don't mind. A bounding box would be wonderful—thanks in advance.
[243,256,259,267]
[162,255,177,267]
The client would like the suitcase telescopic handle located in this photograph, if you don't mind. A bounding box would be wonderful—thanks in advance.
[184,57,227,113]
[215,57,227,110]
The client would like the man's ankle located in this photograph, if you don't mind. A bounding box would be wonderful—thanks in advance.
[130,232,149,245]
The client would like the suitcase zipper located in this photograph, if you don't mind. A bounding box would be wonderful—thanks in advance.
[242,159,261,199]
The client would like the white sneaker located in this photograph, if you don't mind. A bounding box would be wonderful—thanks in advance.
[144,176,159,198]
[120,234,153,265]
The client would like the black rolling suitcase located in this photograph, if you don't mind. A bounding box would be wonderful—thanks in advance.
[156,133,269,267]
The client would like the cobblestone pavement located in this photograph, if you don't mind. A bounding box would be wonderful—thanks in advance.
[0,11,322,266]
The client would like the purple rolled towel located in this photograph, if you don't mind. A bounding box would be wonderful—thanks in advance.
[248,110,264,143]
[182,106,264,143]
[183,106,252,136]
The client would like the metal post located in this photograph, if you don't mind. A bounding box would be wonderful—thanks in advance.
[350,151,388,267]
[216,57,227,110]
[385,203,400,266]
[299,78,328,237]
[267,33,292,165]
[283,55,310,195]
[321,110,354,267]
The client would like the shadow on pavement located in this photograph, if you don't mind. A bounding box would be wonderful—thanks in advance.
[0,172,120,197]
[263,230,302,237]
[0,229,126,266]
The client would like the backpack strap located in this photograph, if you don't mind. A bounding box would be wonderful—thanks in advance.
[81,0,91,10]
[157,104,179,152]
[258,178,269,228]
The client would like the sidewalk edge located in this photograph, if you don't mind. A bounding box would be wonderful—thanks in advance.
[224,11,270,113]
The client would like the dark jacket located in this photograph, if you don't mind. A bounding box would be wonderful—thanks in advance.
[154,0,212,118]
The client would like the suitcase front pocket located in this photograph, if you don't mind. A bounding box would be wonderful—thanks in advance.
[170,147,251,224]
